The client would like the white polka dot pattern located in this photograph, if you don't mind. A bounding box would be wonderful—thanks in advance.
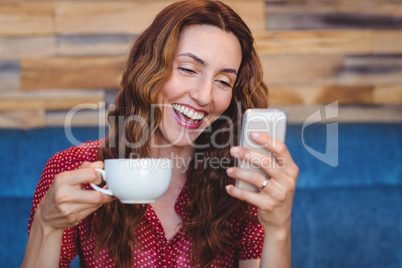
[27,140,264,267]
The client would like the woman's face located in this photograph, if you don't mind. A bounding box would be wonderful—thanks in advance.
[155,24,242,149]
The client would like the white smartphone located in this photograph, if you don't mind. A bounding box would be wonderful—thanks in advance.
[235,109,287,192]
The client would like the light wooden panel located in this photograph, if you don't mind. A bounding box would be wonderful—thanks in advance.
[266,0,394,2]
[46,109,108,127]
[340,55,402,85]
[0,91,104,111]
[55,1,265,35]
[255,30,402,55]
[21,56,126,90]
[0,97,103,111]
[266,1,402,30]
[267,84,386,105]
[373,85,402,104]
[373,31,402,54]
[273,105,402,123]
[261,54,344,84]
[0,110,45,129]
[267,85,310,105]
[0,0,401,128]
[55,1,167,35]
[0,60,19,91]
[314,85,374,104]
[0,36,56,59]
[0,2,54,36]
[226,0,266,32]
[57,34,134,56]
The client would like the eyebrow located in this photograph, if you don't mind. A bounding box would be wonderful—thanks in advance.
[178,52,238,75]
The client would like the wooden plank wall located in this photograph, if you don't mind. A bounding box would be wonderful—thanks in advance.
[0,0,401,128]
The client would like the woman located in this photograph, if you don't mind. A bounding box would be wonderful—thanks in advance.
[22,0,298,267]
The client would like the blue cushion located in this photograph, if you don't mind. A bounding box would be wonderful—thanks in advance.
[291,186,402,267]
[1,124,401,267]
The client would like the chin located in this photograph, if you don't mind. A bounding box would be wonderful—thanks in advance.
[152,127,198,149]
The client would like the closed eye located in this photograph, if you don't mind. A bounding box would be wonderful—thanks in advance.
[178,67,196,74]
[218,80,232,88]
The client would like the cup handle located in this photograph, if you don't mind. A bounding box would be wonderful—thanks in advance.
[90,168,114,196]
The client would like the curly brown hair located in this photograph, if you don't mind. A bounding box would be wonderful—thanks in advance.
[92,0,268,267]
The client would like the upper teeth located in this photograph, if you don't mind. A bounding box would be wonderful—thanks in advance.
[172,104,205,120]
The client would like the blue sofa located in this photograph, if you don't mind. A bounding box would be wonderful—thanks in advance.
[2,123,401,267]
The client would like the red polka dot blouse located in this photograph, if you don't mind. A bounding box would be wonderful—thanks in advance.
[28,140,264,267]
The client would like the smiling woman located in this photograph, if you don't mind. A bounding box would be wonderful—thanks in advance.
[156,24,241,145]
[22,1,298,268]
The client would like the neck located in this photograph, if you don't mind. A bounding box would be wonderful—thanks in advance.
[150,139,194,189]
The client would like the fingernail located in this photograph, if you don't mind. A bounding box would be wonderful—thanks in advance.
[251,132,261,139]
[225,185,231,192]
[226,167,233,174]
[230,147,239,154]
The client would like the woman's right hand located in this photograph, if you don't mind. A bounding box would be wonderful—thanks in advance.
[36,161,115,231]
[22,161,114,268]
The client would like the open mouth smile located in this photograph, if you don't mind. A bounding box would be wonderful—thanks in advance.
[172,103,207,129]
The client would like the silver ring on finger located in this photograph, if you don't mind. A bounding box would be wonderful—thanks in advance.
[259,178,269,191]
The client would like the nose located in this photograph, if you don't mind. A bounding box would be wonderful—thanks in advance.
[189,77,213,106]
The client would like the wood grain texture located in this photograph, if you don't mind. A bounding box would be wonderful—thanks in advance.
[0,60,19,91]
[0,0,401,127]
[340,55,402,84]
[55,1,173,34]
[315,85,374,104]
[225,0,266,32]
[0,110,45,129]
[55,1,265,34]
[272,104,402,123]
[0,2,54,35]
[373,30,402,54]
[46,109,108,127]
[268,85,322,105]
[261,54,344,84]
[374,84,402,104]
[266,1,402,30]
[0,92,104,111]
[255,30,372,55]
[57,34,134,56]
[255,30,402,55]
[21,56,126,89]
[267,84,392,105]
[0,36,56,59]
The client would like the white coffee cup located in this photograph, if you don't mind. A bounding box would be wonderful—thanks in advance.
[90,158,172,204]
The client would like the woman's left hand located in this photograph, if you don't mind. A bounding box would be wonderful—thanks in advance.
[225,132,299,235]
